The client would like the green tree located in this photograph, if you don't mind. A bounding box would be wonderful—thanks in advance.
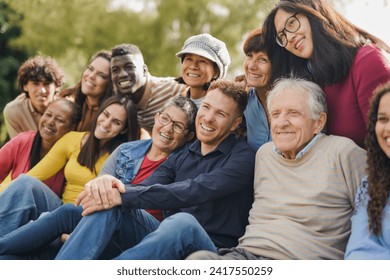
[0,0,28,145]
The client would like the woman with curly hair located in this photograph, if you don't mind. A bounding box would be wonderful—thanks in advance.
[345,81,390,259]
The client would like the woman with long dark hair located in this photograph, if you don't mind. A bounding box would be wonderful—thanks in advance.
[345,81,390,259]
[0,95,140,237]
[262,0,390,147]
[60,50,113,132]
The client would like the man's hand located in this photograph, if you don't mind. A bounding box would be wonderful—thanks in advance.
[75,175,125,215]
[76,188,122,216]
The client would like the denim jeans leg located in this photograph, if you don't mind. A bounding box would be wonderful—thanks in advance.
[56,208,160,260]
[100,209,161,259]
[0,204,83,256]
[0,239,64,260]
[0,174,62,237]
[114,212,217,260]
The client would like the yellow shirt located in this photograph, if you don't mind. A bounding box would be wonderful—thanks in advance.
[28,131,109,204]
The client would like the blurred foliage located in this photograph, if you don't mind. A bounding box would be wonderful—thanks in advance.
[3,0,275,85]
[0,0,29,145]
[0,0,356,146]
[1,0,277,145]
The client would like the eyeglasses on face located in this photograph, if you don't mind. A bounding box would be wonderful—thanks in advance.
[275,13,301,47]
[157,112,187,134]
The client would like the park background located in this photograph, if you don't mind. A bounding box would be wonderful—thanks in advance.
[1,0,389,146]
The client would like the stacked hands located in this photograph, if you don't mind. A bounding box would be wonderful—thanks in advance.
[60,175,125,243]
[76,175,125,216]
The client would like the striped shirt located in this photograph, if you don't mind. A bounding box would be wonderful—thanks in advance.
[238,135,367,259]
[136,75,187,133]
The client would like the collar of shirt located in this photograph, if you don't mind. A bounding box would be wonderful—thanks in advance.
[189,134,236,157]
[26,98,42,116]
[273,132,324,160]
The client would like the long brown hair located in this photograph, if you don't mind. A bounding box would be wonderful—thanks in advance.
[74,50,113,113]
[366,81,390,235]
[77,95,140,173]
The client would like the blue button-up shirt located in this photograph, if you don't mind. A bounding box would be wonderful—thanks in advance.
[121,134,255,248]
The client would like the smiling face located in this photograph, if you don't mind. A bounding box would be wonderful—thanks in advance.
[244,51,271,90]
[94,103,127,144]
[81,56,110,101]
[39,100,74,144]
[270,88,325,159]
[375,92,390,158]
[181,53,218,88]
[110,54,147,96]
[151,105,192,154]
[24,79,56,114]
[196,88,242,154]
[274,9,314,59]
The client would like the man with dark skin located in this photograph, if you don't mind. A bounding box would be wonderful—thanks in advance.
[110,44,187,134]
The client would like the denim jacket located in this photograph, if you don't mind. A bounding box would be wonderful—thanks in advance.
[99,140,152,184]
[243,87,271,151]
[345,176,390,259]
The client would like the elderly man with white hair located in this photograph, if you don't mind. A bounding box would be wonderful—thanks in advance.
[186,77,367,260]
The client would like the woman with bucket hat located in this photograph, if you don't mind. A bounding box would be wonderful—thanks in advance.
[175,33,231,108]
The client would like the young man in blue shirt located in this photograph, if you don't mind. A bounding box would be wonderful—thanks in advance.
[55,79,255,259]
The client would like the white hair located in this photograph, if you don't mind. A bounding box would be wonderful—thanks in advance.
[267,77,328,120]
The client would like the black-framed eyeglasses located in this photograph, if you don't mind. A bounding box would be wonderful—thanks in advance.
[158,112,187,134]
[275,13,301,47]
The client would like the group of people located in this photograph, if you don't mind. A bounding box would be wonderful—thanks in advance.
[1,0,390,260]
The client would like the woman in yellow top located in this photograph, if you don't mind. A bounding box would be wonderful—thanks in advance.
[0,95,140,237]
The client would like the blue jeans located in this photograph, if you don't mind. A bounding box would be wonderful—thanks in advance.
[113,212,217,260]
[57,210,216,260]
[56,208,160,259]
[0,174,62,237]
[0,204,82,259]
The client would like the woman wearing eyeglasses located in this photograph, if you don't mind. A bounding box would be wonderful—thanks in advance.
[262,0,390,148]
[0,96,197,259]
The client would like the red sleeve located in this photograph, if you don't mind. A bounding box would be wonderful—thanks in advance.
[0,131,35,182]
[354,45,390,124]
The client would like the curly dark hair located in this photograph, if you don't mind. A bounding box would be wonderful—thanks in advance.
[111,43,142,57]
[366,81,390,235]
[18,55,64,96]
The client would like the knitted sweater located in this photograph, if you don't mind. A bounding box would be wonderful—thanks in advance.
[238,135,367,259]
[324,45,390,147]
